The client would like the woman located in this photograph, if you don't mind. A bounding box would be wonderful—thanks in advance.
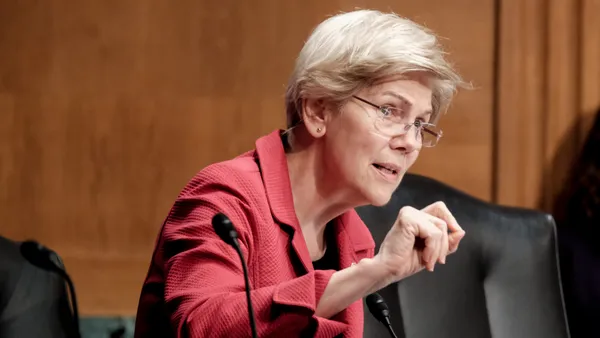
[135,9,467,338]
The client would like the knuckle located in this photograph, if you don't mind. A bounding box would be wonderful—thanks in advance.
[440,221,448,230]
[398,206,416,218]
[433,218,447,230]
[437,202,452,214]
[433,201,447,209]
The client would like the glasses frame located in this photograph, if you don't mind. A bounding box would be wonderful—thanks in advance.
[352,95,443,147]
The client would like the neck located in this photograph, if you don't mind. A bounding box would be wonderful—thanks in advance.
[285,133,359,257]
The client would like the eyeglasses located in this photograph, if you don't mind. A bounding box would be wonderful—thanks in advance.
[352,95,443,148]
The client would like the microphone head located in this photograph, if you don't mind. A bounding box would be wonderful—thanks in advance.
[366,292,390,323]
[20,240,63,273]
[211,213,238,246]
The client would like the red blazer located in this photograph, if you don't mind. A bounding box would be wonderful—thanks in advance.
[134,130,376,338]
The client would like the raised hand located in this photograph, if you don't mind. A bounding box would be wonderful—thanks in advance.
[374,201,466,283]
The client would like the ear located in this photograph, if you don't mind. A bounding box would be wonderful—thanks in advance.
[301,98,327,137]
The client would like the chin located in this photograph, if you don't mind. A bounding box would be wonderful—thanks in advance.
[364,188,395,207]
[363,177,405,207]
[353,169,406,206]
[371,194,393,207]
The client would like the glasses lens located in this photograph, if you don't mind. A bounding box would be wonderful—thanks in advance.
[421,125,441,147]
[373,117,397,136]
[366,105,442,148]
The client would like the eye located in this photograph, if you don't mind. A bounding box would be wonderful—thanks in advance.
[379,105,393,117]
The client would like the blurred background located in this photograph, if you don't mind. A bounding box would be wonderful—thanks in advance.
[0,0,598,337]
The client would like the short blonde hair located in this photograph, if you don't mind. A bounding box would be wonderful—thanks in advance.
[285,9,467,128]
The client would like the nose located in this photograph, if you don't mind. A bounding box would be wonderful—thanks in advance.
[389,127,420,153]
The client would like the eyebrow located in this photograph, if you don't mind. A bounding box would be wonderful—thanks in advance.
[382,91,433,117]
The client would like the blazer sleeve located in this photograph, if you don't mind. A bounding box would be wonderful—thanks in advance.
[161,168,348,338]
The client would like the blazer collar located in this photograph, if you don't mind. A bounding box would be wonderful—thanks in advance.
[255,130,299,227]
[255,130,375,271]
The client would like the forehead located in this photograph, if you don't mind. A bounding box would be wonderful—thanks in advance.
[367,73,433,110]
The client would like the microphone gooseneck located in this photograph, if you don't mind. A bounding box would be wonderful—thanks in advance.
[212,212,239,246]
[211,213,258,338]
[20,240,81,338]
[366,292,398,338]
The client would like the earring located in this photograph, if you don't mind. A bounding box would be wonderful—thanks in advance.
[316,127,322,133]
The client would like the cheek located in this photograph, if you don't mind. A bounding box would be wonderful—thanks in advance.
[344,126,390,164]
[407,150,420,166]
[344,134,391,184]
[328,111,376,157]
[325,108,392,176]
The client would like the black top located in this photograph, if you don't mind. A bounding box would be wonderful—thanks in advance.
[312,225,339,271]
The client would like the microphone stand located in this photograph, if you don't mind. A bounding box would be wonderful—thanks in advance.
[366,292,398,338]
[212,213,258,338]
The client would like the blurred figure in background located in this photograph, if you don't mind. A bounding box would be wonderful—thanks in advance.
[554,108,600,338]
[135,9,467,337]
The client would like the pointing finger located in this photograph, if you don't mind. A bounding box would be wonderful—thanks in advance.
[423,201,463,233]
[422,221,442,271]
[449,230,465,253]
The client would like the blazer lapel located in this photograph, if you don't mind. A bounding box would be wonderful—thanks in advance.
[255,130,313,274]
[334,211,376,269]
[254,130,376,276]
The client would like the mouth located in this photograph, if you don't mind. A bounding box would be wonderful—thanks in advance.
[372,162,401,181]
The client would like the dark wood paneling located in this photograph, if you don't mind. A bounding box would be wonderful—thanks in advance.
[580,0,600,142]
[0,1,495,315]
[496,0,600,210]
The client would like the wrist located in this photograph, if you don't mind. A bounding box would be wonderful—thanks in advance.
[355,256,395,294]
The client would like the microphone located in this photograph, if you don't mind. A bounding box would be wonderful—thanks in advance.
[366,292,398,338]
[20,240,81,338]
[211,213,258,338]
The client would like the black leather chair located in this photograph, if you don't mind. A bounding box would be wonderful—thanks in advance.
[357,174,570,338]
[0,236,74,338]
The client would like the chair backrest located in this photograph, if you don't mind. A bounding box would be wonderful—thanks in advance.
[356,173,570,338]
[0,236,74,338]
